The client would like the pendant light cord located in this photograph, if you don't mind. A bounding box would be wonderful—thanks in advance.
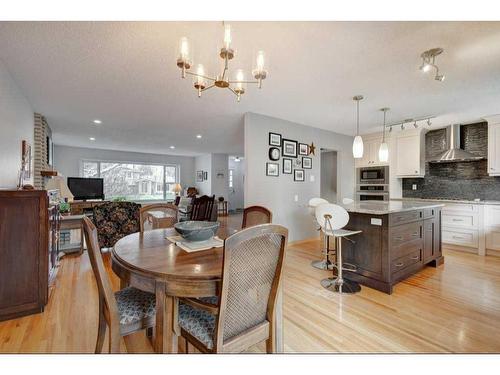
[382,110,386,142]
[356,100,360,136]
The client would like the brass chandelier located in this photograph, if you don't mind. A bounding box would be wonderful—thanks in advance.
[176,22,268,102]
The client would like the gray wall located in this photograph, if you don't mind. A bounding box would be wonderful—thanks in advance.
[0,60,34,188]
[228,156,245,210]
[194,154,212,195]
[320,150,337,203]
[211,153,229,200]
[403,123,500,200]
[54,145,195,190]
[244,112,355,242]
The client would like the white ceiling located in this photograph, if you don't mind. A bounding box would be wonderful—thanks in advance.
[1,21,500,156]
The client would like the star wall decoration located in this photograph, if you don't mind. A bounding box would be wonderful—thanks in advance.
[308,142,316,156]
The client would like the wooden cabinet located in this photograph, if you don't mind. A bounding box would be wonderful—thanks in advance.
[0,190,54,321]
[355,137,388,168]
[423,210,441,263]
[395,130,426,177]
[441,203,482,252]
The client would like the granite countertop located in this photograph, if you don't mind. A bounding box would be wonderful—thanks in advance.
[395,198,500,206]
[341,200,444,215]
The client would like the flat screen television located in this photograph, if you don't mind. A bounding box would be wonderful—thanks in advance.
[67,177,104,201]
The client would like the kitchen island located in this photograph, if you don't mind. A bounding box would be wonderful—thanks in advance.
[340,200,445,294]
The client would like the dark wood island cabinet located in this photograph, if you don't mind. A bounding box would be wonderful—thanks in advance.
[340,201,444,294]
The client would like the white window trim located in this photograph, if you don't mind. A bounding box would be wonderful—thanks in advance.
[80,158,180,202]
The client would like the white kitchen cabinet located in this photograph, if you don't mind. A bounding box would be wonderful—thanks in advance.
[395,130,425,177]
[354,137,389,168]
[488,123,500,176]
[485,205,500,252]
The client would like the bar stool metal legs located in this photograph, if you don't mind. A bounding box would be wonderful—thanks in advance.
[320,236,361,294]
[311,235,336,270]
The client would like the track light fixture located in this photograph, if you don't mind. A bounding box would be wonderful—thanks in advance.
[419,48,445,82]
[384,115,435,132]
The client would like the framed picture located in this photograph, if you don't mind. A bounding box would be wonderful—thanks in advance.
[269,132,282,146]
[196,170,204,182]
[283,158,292,174]
[282,139,298,158]
[299,143,309,156]
[266,162,279,177]
[269,147,280,161]
[302,157,312,169]
[294,169,305,182]
[294,158,302,168]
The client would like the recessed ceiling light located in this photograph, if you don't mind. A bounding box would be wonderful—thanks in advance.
[93,119,102,124]
[170,146,175,149]
[89,137,96,141]
[196,134,202,139]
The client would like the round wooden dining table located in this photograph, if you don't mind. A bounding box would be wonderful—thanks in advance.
[111,226,284,353]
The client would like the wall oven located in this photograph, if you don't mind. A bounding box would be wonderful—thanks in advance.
[356,166,390,201]
[357,166,389,184]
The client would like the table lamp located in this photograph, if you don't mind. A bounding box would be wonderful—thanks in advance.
[172,183,182,196]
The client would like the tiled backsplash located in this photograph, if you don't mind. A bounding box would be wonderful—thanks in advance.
[402,122,500,201]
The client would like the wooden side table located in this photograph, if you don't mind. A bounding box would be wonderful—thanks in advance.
[217,200,228,217]
[59,214,85,255]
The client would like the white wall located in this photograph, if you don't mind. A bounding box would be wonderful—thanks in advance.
[54,145,196,189]
[0,60,34,188]
[228,156,245,210]
[244,112,355,242]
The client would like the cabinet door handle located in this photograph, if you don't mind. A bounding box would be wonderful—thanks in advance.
[410,255,419,260]
[411,232,419,237]
[395,262,404,267]
[452,235,465,240]
[395,236,404,241]
[452,218,463,222]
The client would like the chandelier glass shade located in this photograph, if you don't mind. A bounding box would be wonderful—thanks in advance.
[176,23,268,102]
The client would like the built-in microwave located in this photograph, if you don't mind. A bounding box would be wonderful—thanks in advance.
[357,166,389,185]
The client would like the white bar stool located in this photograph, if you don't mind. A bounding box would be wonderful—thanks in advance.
[308,198,335,270]
[315,203,362,294]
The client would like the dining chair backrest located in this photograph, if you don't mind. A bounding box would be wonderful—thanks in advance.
[190,195,215,221]
[92,201,141,249]
[242,206,273,229]
[139,203,178,233]
[82,216,120,330]
[214,224,288,350]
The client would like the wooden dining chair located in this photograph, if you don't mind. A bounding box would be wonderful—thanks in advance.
[177,223,288,353]
[82,216,156,353]
[139,203,178,233]
[242,205,273,228]
[190,195,216,221]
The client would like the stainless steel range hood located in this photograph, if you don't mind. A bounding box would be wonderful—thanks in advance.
[427,124,485,163]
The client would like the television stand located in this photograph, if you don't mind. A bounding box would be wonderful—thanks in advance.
[69,200,109,215]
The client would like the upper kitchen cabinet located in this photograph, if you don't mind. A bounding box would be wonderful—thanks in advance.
[488,122,500,176]
[395,129,426,178]
[355,136,389,168]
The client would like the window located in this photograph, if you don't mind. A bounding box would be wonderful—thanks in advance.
[82,160,179,201]
[229,169,233,188]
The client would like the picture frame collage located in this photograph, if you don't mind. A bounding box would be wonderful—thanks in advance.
[267,132,313,181]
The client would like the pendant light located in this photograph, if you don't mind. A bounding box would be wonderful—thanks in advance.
[352,95,364,159]
[378,107,390,163]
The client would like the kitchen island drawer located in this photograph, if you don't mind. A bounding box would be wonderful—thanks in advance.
[389,210,423,226]
[390,221,422,248]
[391,248,422,275]
[442,227,479,248]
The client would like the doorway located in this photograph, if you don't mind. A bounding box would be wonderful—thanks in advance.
[320,149,338,203]
[228,156,245,212]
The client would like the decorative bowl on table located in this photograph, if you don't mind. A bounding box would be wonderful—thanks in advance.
[174,221,220,242]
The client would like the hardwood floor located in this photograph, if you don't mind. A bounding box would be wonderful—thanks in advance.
[1,214,499,353]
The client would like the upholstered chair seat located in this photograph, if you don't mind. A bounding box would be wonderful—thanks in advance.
[178,302,216,349]
[115,287,156,325]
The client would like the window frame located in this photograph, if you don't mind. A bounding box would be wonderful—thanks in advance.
[79,158,180,202]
